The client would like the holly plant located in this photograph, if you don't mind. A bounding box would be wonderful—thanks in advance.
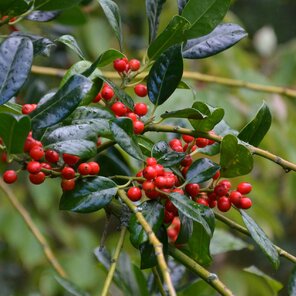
[0,0,295,295]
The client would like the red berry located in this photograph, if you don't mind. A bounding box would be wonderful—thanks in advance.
[153,164,165,176]
[164,176,175,188]
[24,137,37,153]
[27,161,42,174]
[22,104,36,114]
[146,157,157,166]
[196,198,209,207]
[143,166,157,180]
[134,84,147,97]
[180,154,192,167]
[97,137,102,147]
[167,227,178,242]
[61,179,75,191]
[127,187,142,202]
[229,191,242,207]
[213,170,220,180]
[214,184,229,197]
[169,139,182,148]
[41,162,52,174]
[136,170,144,183]
[89,161,100,175]
[181,166,189,177]
[134,103,148,116]
[133,120,145,134]
[237,182,252,195]
[164,210,175,224]
[154,176,167,189]
[182,134,195,143]
[240,197,252,209]
[61,167,76,180]
[93,92,102,103]
[29,146,44,161]
[78,163,91,175]
[1,152,7,163]
[29,172,46,185]
[207,192,217,201]
[172,188,184,195]
[171,217,181,232]
[196,137,209,148]
[217,196,231,212]
[218,180,232,190]
[145,189,159,199]
[165,199,178,215]
[126,112,138,122]
[45,150,59,163]
[63,154,80,166]
[129,59,141,71]
[111,102,128,116]
[113,58,128,72]
[185,183,200,198]
[3,170,17,184]
[142,180,155,192]
[209,200,217,208]
[171,145,183,152]
[101,85,114,100]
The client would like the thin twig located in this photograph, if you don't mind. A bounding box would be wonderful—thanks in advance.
[152,266,166,296]
[117,189,177,296]
[214,212,296,264]
[169,245,234,296]
[0,179,67,278]
[101,226,127,296]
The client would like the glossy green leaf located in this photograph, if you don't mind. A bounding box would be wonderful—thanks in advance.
[220,134,253,178]
[55,275,89,296]
[186,158,220,184]
[97,0,123,50]
[161,108,205,119]
[183,23,247,59]
[129,200,164,248]
[137,135,155,157]
[0,37,33,105]
[178,0,189,14]
[169,192,214,236]
[152,141,186,167]
[110,117,144,160]
[288,266,296,296]
[26,10,60,22]
[0,102,22,114]
[240,210,280,269]
[71,105,115,121]
[147,44,183,106]
[30,74,92,130]
[60,176,117,213]
[0,113,30,155]
[175,212,193,244]
[189,101,224,132]
[45,139,97,159]
[147,15,191,60]
[35,0,82,11]
[146,0,166,43]
[182,0,231,39]
[0,0,30,16]
[238,102,272,147]
[56,35,85,60]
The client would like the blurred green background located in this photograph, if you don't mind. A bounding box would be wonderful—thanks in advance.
[1,0,296,295]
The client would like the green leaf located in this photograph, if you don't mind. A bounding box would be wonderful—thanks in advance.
[56,35,85,60]
[35,0,82,11]
[110,117,144,160]
[288,266,296,296]
[161,108,205,120]
[26,10,60,22]
[238,102,272,147]
[146,0,166,43]
[0,102,22,114]
[189,101,224,132]
[169,192,214,236]
[244,266,283,294]
[71,105,115,121]
[178,0,189,14]
[97,0,123,50]
[45,139,97,159]
[175,212,193,244]
[129,200,164,248]
[186,158,220,184]
[137,135,155,157]
[55,275,89,296]
[183,23,247,59]
[182,0,231,39]
[147,15,191,60]
[147,44,183,106]
[30,74,92,130]
[60,176,117,213]
[151,141,186,167]
[57,6,87,26]
[220,134,253,178]
[0,37,33,105]
[0,113,30,155]
[0,0,30,16]
[240,210,280,269]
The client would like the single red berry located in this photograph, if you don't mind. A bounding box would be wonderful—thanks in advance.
[133,120,145,134]
[171,217,181,232]
[213,170,220,180]
[217,196,231,212]
[165,199,178,215]
[164,176,175,188]
[171,145,183,152]
[134,84,148,97]
[172,188,184,195]
[214,184,229,197]
[24,137,37,152]
[27,161,42,174]
[113,58,128,72]
[237,182,252,195]
[101,85,114,100]
[93,92,102,103]
[181,166,189,177]
[169,139,182,148]
[29,145,45,161]
[167,227,178,242]
[45,150,59,163]
[164,210,175,224]
[185,183,200,198]
[89,161,100,175]
[229,191,242,207]
[61,167,76,180]
[136,170,144,183]
[127,187,142,202]
[78,163,91,175]
[207,192,217,201]
[143,166,157,180]
[61,179,76,191]
[146,157,157,166]
[29,172,46,185]
[180,154,192,167]
[22,104,36,114]
[196,137,209,148]
[41,162,52,174]
[63,154,80,166]
[134,103,148,116]
[3,170,17,184]
[154,176,167,189]
[239,197,252,209]
[153,164,164,176]
[111,102,128,116]
[126,112,138,122]
[196,198,209,207]
[209,200,217,208]
[218,180,232,190]
[182,134,195,143]
[142,180,156,192]
[145,189,159,199]
[1,152,7,163]
[129,59,141,71]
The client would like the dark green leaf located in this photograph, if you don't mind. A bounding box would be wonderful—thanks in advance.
[220,134,253,178]
[137,135,155,157]
[71,105,115,121]
[178,0,189,14]
[161,108,205,119]
[129,200,164,248]
[26,10,60,22]
[110,117,144,160]
[183,23,247,59]
[147,15,191,60]
[186,158,220,183]
[57,6,87,26]
[177,80,190,89]
[0,102,22,114]
[56,35,85,59]
[97,0,123,50]
[182,0,231,39]
[146,0,166,43]
[147,44,183,106]
[60,176,117,213]
[55,275,89,296]
[169,192,214,236]
[30,74,92,130]
[0,113,30,155]
[240,210,280,269]
[35,0,82,11]
[0,0,30,16]
[288,266,296,296]
[175,213,193,244]
[189,101,224,132]
[238,102,272,147]
[0,37,33,105]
